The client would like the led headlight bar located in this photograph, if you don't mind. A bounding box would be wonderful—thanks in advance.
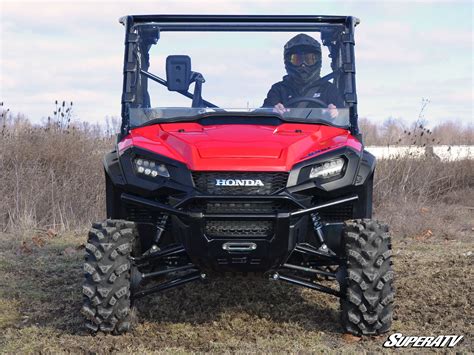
[134,158,170,178]
[309,158,345,179]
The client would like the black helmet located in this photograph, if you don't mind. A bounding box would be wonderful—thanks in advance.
[284,34,322,84]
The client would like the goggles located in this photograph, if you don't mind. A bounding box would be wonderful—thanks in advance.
[289,52,319,66]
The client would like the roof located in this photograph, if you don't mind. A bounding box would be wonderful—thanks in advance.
[119,14,360,31]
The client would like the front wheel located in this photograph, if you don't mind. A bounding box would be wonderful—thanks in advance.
[339,219,394,335]
[81,219,138,334]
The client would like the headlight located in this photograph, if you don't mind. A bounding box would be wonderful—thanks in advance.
[309,158,345,179]
[134,158,170,178]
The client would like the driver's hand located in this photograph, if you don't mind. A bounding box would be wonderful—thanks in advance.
[273,103,288,115]
[327,104,339,118]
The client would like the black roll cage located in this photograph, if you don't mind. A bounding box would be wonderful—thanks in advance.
[119,15,360,138]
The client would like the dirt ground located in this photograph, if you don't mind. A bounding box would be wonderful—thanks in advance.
[0,203,472,353]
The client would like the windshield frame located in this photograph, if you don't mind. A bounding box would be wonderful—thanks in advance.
[119,15,360,137]
[129,107,352,130]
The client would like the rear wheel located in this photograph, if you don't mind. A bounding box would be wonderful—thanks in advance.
[81,219,138,334]
[339,219,394,335]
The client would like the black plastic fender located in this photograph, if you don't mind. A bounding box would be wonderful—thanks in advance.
[355,149,376,186]
[104,150,126,187]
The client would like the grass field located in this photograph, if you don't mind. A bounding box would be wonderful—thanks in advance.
[0,200,472,353]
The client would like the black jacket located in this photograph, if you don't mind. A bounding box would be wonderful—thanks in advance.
[263,75,344,108]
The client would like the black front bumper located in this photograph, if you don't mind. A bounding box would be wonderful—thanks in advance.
[122,193,357,272]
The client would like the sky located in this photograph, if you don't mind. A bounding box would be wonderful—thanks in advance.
[0,0,473,127]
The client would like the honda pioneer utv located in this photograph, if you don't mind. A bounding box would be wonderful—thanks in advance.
[82,15,394,336]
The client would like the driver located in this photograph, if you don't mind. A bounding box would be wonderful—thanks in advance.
[263,33,344,118]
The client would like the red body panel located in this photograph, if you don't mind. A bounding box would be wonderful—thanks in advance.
[118,123,362,171]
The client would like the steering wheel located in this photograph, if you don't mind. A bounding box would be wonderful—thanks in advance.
[285,97,328,108]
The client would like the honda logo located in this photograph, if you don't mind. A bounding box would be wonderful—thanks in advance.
[215,179,264,187]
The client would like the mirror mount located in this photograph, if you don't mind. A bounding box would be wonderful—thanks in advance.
[190,72,205,108]
[166,55,205,108]
[166,55,191,92]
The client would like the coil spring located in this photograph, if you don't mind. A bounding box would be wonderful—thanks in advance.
[311,212,323,231]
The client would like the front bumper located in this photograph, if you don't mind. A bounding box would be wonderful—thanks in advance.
[122,193,357,272]
[122,193,358,220]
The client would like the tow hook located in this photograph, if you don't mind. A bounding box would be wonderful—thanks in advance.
[222,242,257,252]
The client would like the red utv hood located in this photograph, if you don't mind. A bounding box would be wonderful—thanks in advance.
[119,122,361,171]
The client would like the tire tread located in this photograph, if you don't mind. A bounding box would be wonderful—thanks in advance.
[340,219,395,336]
[82,219,137,334]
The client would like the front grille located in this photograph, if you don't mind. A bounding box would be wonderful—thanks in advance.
[189,200,287,214]
[205,220,274,238]
[319,202,354,222]
[192,172,288,195]
[125,205,156,223]
[124,198,166,224]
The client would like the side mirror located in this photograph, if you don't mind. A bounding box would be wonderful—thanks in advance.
[166,55,191,92]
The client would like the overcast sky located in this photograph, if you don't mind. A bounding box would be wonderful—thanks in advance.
[0,0,472,127]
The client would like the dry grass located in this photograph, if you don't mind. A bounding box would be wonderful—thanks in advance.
[374,158,474,204]
[0,108,113,231]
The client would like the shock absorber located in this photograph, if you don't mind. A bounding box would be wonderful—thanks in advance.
[310,212,334,255]
[153,213,169,245]
[144,214,170,256]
